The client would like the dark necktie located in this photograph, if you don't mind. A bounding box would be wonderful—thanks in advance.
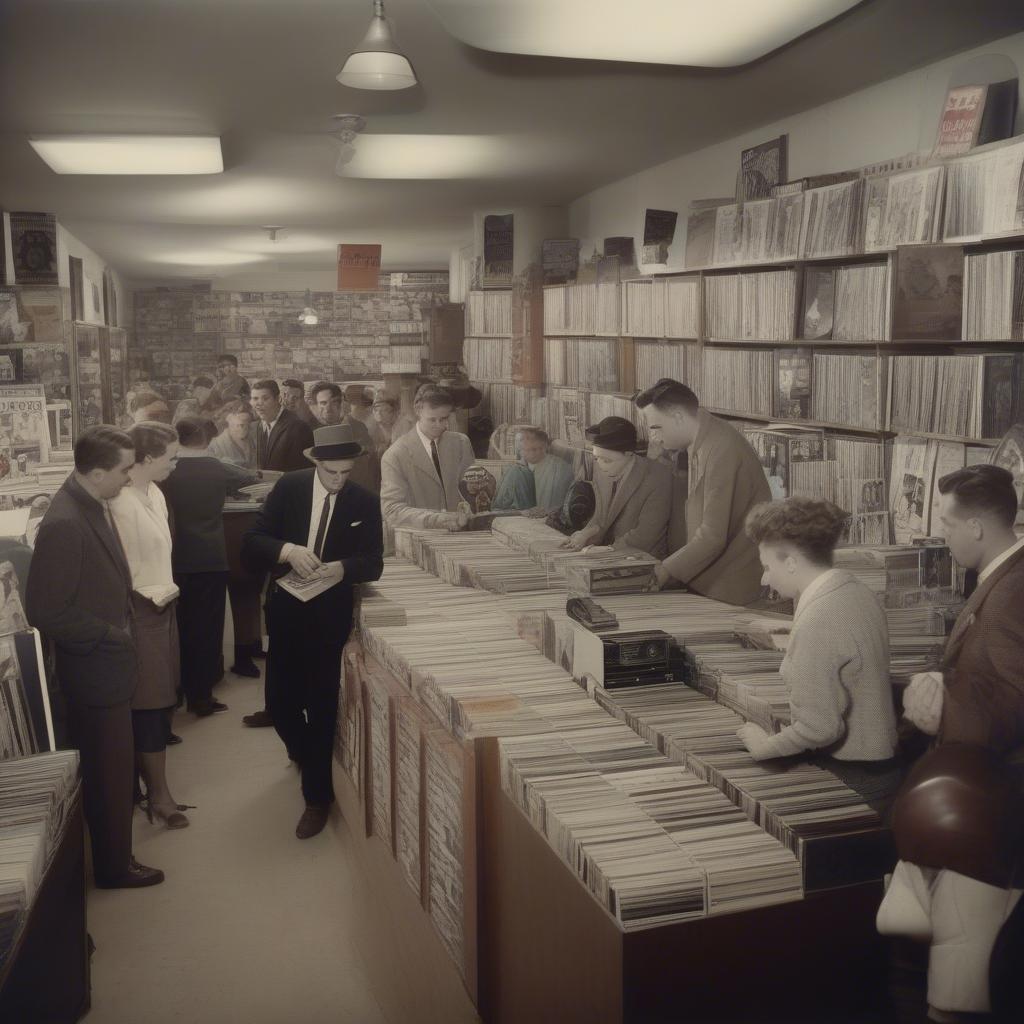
[430,439,446,501]
[312,494,331,559]
[256,422,268,468]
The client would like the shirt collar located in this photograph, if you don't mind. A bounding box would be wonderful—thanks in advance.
[795,567,841,619]
[176,447,210,458]
[978,535,1024,584]
[311,469,338,510]
[415,423,437,455]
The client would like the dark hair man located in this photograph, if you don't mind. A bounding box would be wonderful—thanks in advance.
[634,378,769,603]
[26,426,165,889]
[903,465,1024,755]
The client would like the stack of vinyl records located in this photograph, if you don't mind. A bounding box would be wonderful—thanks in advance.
[622,280,666,338]
[664,276,701,338]
[832,264,891,342]
[465,290,512,336]
[703,274,741,339]
[942,137,1024,242]
[810,353,885,429]
[862,166,945,253]
[687,749,890,891]
[889,353,1024,438]
[634,340,694,391]
[701,348,774,416]
[565,338,620,392]
[542,337,567,385]
[463,336,512,382]
[739,194,804,263]
[963,250,1024,341]
[0,750,80,965]
[799,178,864,258]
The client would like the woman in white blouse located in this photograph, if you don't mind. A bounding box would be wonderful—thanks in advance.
[110,421,190,829]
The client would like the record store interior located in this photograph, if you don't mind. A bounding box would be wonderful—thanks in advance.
[4,2,1024,1022]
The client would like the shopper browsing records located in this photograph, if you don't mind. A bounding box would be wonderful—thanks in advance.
[160,417,257,717]
[561,416,672,557]
[251,379,315,472]
[207,400,258,470]
[380,383,475,531]
[492,427,575,515]
[636,379,769,604]
[737,499,900,812]
[281,378,320,430]
[129,390,171,425]
[26,425,164,889]
[310,382,380,492]
[903,466,1024,757]
[242,425,384,839]
[109,422,189,830]
[208,353,250,408]
[368,395,408,454]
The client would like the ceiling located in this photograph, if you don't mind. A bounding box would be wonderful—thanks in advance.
[1,0,1023,283]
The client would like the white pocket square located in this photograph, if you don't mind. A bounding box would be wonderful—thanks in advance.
[350,521,362,527]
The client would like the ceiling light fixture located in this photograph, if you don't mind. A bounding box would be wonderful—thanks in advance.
[337,1,417,91]
[298,289,319,326]
[28,135,223,175]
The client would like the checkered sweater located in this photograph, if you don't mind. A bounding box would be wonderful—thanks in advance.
[758,570,897,761]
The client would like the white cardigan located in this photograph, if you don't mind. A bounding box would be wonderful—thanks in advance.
[109,483,178,606]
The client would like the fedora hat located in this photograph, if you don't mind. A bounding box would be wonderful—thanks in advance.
[585,416,638,453]
[303,424,366,463]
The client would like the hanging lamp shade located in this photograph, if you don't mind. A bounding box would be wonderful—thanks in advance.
[337,1,417,91]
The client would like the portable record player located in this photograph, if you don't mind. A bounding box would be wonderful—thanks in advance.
[572,626,676,690]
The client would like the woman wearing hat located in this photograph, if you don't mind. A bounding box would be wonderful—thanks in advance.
[562,416,673,558]
[242,424,384,839]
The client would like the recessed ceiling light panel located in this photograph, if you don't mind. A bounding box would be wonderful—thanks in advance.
[426,0,862,68]
[28,135,224,175]
[340,134,509,178]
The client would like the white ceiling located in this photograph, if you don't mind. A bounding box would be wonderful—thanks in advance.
[1,0,1023,282]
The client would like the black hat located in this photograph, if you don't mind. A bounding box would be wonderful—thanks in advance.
[585,416,638,453]
[303,424,366,462]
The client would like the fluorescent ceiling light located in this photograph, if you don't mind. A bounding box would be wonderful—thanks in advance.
[341,135,508,178]
[28,135,223,175]
[426,0,862,67]
[337,1,417,90]
[156,252,268,267]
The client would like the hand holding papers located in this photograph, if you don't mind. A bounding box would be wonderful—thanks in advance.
[277,561,346,603]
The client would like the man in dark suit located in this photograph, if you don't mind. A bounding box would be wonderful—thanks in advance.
[242,424,384,838]
[251,379,315,472]
[26,425,164,888]
[903,465,1024,758]
[161,417,256,716]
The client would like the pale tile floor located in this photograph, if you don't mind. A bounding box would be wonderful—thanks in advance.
[83,665,390,1024]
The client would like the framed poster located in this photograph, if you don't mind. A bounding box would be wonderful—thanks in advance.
[10,213,58,285]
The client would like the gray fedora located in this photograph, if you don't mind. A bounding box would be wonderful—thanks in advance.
[303,424,366,462]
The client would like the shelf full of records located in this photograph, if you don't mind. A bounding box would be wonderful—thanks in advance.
[683,135,1024,271]
[464,290,512,338]
[0,751,79,968]
[542,281,620,337]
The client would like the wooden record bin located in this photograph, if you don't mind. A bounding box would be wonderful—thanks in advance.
[334,643,890,1024]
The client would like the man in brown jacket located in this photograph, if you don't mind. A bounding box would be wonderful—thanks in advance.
[903,465,1024,757]
[635,379,769,605]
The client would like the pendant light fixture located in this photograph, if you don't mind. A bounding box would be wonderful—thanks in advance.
[298,289,319,326]
[337,1,417,91]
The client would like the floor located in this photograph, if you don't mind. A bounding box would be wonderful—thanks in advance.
[83,663,391,1024]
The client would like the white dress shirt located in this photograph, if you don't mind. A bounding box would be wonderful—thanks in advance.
[416,423,438,459]
[109,482,178,605]
[279,471,338,562]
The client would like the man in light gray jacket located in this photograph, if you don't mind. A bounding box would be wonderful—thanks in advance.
[380,384,475,531]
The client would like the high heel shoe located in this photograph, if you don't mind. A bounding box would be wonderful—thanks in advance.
[146,801,193,830]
